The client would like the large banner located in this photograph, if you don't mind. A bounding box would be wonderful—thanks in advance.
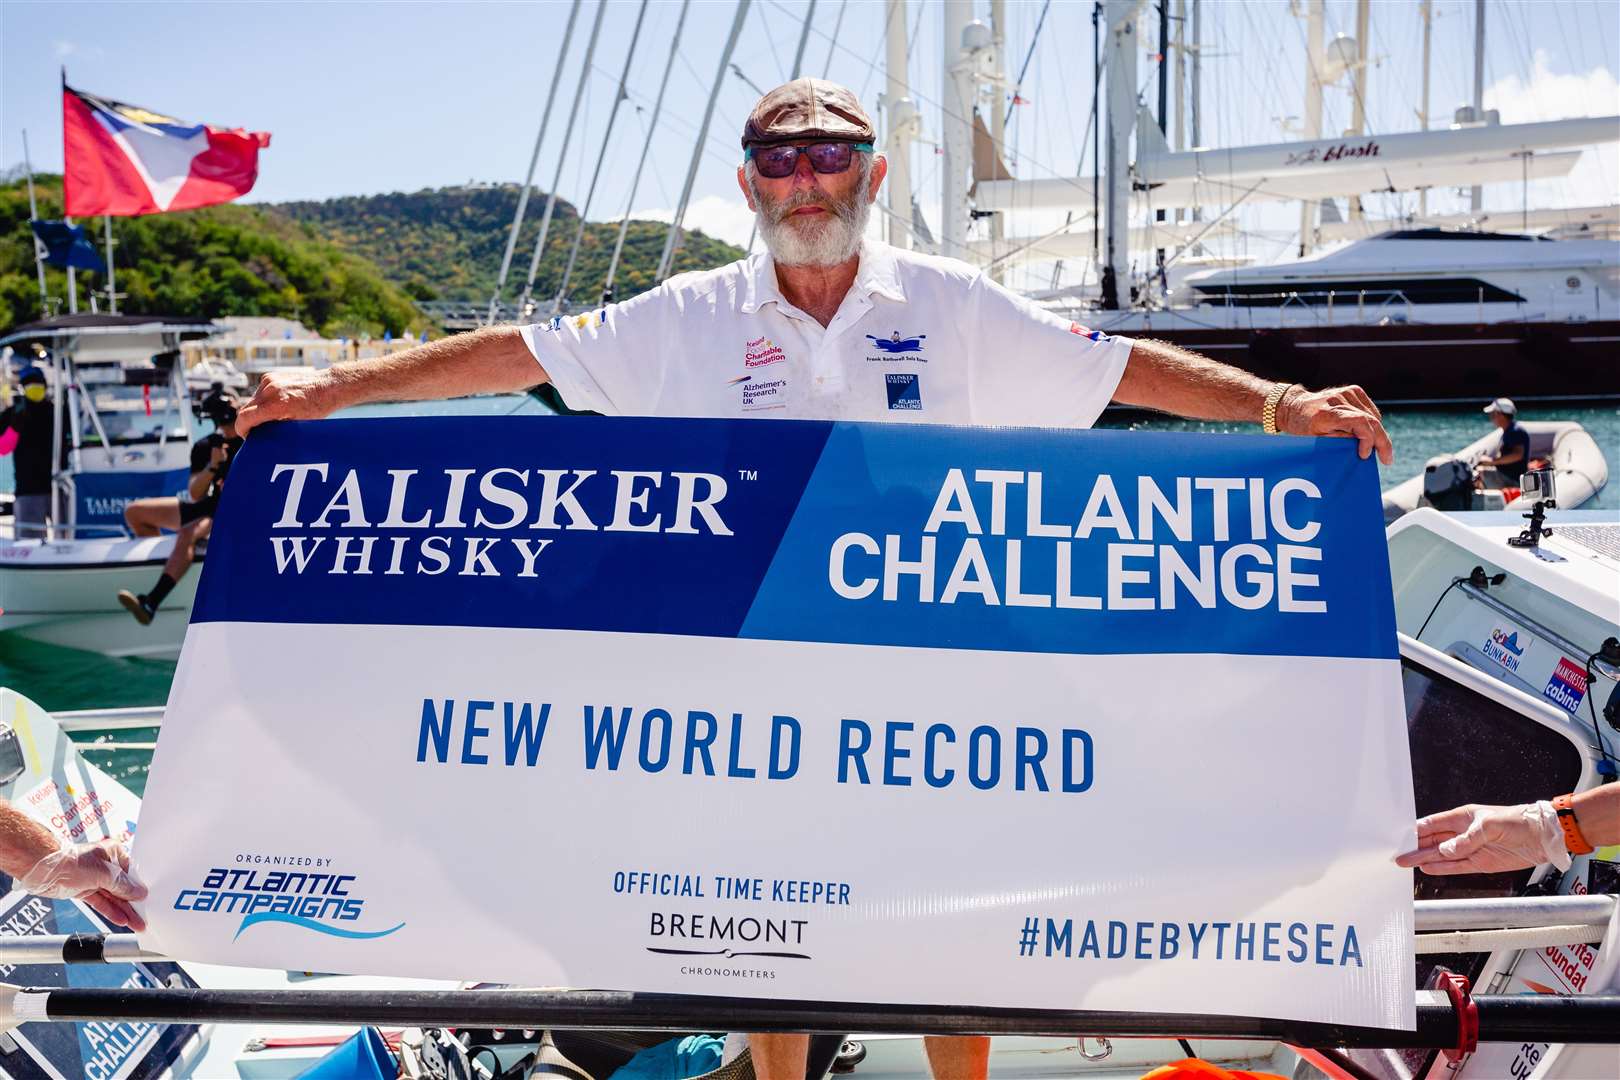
[134,416,1415,1028]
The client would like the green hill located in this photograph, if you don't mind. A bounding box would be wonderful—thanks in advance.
[271,184,744,306]
[0,177,746,336]
[0,174,431,338]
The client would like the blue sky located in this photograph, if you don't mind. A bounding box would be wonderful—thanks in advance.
[4,0,1617,290]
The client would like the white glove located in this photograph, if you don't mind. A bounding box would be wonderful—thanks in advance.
[17,838,148,930]
[1396,800,1570,876]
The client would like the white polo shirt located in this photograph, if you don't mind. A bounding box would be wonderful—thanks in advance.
[520,240,1133,426]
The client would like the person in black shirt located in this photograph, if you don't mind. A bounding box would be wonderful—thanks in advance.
[1476,397,1531,486]
[116,390,242,625]
[1,367,56,538]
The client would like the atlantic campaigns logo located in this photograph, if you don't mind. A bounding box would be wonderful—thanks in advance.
[866,331,926,355]
[1544,656,1588,712]
[1483,626,1529,673]
[172,857,403,942]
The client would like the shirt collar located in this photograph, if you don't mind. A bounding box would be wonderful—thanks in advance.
[739,239,907,315]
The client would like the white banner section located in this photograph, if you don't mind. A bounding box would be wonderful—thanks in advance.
[133,417,1416,1028]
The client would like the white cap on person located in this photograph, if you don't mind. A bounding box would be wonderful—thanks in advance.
[1484,397,1517,417]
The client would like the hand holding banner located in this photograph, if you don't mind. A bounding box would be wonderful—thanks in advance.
[133,416,1415,1028]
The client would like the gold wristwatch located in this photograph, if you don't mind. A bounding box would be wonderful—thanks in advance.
[1262,383,1296,435]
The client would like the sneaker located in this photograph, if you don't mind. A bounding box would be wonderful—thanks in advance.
[117,590,154,626]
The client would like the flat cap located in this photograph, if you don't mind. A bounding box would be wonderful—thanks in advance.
[742,77,875,148]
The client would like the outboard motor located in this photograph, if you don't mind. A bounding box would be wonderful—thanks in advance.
[1423,455,1474,510]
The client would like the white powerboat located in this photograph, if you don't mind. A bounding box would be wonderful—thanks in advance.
[0,315,223,659]
[1381,420,1610,522]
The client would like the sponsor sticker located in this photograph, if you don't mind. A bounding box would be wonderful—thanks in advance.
[1482,625,1532,673]
[1543,657,1588,712]
[885,372,922,410]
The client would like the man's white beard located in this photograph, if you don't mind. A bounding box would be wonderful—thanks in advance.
[750,165,872,268]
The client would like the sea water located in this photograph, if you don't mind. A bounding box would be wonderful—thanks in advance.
[4,403,1616,795]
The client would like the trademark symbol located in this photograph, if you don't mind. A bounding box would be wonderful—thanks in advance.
[738,469,758,481]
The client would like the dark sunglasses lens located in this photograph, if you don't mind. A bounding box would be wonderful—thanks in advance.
[755,147,801,178]
[807,143,855,173]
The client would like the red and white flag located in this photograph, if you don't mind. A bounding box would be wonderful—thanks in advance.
[63,84,271,216]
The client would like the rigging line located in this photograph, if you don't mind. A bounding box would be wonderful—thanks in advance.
[1005,0,1052,125]
[758,0,788,82]
[553,0,654,313]
[762,0,1078,183]
[820,0,847,77]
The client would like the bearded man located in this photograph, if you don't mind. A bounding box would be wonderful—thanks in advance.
[236,78,1391,1080]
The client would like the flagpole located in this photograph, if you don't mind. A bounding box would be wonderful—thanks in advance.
[20,130,49,317]
[103,216,117,314]
[65,225,78,315]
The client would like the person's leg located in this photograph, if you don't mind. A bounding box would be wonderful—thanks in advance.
[118,517,210,624]
[750,1034,810,1080]
[123,497,181,538]
[923,1035,990,1080]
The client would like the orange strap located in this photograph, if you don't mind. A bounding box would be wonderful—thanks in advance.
[1554,794,1595,855]
[1139,1059,1287,1080]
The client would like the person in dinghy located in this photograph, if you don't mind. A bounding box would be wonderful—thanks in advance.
[231,77,1394,1080]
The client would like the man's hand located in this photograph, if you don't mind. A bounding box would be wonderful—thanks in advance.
[1278,384,1394,465]
[1394,802,1567,876]
[209,443,229,468]
[18,838,149,930]
[235,369,339,438]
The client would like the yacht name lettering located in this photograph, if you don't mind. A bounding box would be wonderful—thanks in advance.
[416,698,1096,795]
[264,462,733,577]
[828,470,1329,613]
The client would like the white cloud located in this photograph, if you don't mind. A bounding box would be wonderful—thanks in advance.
[53,41,77,58]
[631,196,759,250]
[1482,50,1620,211]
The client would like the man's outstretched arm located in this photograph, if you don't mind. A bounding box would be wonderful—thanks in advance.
[235,326,545,437]
[1114,337,1394,464]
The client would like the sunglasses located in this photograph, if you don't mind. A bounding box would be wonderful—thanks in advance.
[745,141,873,179]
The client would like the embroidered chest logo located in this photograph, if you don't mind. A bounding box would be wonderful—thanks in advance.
[885,372,922,410]
[744,336,787,368]
[866,331,927,357]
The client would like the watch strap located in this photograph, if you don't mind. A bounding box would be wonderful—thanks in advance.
[1553,793,1595,856]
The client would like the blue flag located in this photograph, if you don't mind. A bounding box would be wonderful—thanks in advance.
[30,220,105,273]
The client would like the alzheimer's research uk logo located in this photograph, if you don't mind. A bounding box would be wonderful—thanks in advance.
[172,861,404,942]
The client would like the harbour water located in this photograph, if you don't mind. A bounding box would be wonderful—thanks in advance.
[9,402,1617,795]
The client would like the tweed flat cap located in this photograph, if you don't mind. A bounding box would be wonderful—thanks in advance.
[741,77,875,148]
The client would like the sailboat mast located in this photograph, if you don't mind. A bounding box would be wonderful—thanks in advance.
[884,0,913,251]
[1418,0,1432,216]
[604,0,691,300]
[488,0,583,325]
[1101,0,1138,309]
[656,0,751,282]
[520,0,610,317]
[1299,0,1324,255]
[1470,0,1486,211]
[21,129,47,317]
[1347,0,1369,223]
[988,0,1007,281]
[941,0,974,261]
[103,216,117,313]
[552,0,652,314]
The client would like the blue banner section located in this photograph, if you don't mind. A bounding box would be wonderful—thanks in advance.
[740,425,1394,659]
[73,466,190,531]
[192,416,831,638]
[194,416,1396,659]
